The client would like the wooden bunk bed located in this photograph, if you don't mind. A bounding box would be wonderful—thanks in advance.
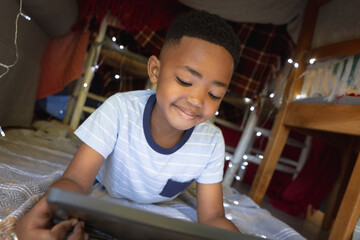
[248,0,360,239]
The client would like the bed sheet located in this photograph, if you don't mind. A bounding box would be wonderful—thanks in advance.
[0,121,305,240]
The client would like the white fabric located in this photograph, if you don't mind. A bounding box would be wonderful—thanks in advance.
[179,0,307,43]
[179,0,305,25]
[75,90,225,203]
[179,0,360,45]
[299,55,360,102]
[312,0,360,48]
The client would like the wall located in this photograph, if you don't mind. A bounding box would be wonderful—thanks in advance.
[0,0,78,127]
[0,0,49,127]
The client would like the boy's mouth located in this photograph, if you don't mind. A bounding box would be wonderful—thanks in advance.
[174,105,199,120]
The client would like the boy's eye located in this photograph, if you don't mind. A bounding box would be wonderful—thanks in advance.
[176,77,192,86]
[209,92,221,100]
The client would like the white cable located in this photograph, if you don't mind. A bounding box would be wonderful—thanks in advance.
[0,0,27,135]
[0,0,24,79]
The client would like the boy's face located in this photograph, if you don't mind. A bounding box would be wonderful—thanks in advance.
[148,36,234,131]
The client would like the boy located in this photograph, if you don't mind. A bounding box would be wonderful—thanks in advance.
[16,9,241,239]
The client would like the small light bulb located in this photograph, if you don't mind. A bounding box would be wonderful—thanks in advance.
[20,12,31,21]
[243,161,248,166]
[256,131,262,137]
[244,97,251,103]
[228,163,233,168]
[243,155,248,160]
[119,45,124,50]
[0,127,5,137]
[225,155,231,160]
[287,58,293,64]
[250,106,255,111]
[233,200,239,205]
[83,83,88,88]
[241,166,246,170]
[269,93,275,98]
[115,74,120,79]
[112,37,117,42]
[309,58,316,64]
[294,62,299,68]
[259,155,264,159]
[235,176,241,181]
[215,111,219,116]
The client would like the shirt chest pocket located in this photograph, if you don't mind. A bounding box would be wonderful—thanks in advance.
[159,178,195,198]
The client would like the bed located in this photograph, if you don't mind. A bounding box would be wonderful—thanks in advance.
[0,120,306,239]
[247,0,360,239]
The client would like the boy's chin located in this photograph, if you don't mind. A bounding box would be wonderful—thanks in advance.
[171,118,207,131]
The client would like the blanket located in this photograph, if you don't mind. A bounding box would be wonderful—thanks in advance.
[0,121,305,239]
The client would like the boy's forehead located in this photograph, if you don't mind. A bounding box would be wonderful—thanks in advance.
[161,36,234,84]
[162,36,233,65]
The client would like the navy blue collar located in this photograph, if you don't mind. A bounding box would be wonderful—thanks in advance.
[143,94,194,155]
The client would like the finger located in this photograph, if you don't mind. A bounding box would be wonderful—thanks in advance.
[50,218,78,240]
[68,222,87,240]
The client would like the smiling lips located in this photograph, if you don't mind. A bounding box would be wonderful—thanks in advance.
[175,105,199,120]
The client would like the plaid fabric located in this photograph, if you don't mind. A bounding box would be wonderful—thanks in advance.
[131,27,166,57]
[78,0,186,31]
[78,1,294,101]
[231,23,293,98]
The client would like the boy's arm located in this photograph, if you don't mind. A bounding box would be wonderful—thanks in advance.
[16,143,104,240]
[196,182,239,232]
[54,142,105,194]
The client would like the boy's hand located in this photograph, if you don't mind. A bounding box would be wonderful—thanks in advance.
[15,197,88,240]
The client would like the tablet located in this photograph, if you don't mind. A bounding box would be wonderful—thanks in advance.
[47,188,260,240]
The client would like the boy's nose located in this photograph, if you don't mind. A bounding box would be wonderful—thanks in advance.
[186,88,205,108]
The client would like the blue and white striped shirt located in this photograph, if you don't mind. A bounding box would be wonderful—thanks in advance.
[75,90,225,203]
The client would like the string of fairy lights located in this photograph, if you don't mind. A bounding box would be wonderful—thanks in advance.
[225,56,317,183]
[0,0,31,137]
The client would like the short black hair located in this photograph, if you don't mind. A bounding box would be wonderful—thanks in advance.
[163,10,241,68]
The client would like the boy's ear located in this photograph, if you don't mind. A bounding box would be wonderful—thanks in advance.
[148,55,160,84]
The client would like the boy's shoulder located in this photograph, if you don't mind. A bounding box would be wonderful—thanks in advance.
[111,90,155,101]
[195,120,223,136]
[105,90,155,107]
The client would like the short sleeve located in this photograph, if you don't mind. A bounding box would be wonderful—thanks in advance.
[74,94,120,159]
[195,131,225,184]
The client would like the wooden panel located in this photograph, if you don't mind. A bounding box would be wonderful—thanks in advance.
[284,103,360,136]
[306,38,360,61]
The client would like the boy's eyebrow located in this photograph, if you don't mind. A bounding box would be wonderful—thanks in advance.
[183,66,202,79]
[182,66,227,88]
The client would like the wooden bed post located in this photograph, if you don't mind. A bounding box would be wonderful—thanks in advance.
[69,14,109,130]
[248,0,320,204]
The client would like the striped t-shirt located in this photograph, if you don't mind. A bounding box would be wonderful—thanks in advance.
[75,90,225,203]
